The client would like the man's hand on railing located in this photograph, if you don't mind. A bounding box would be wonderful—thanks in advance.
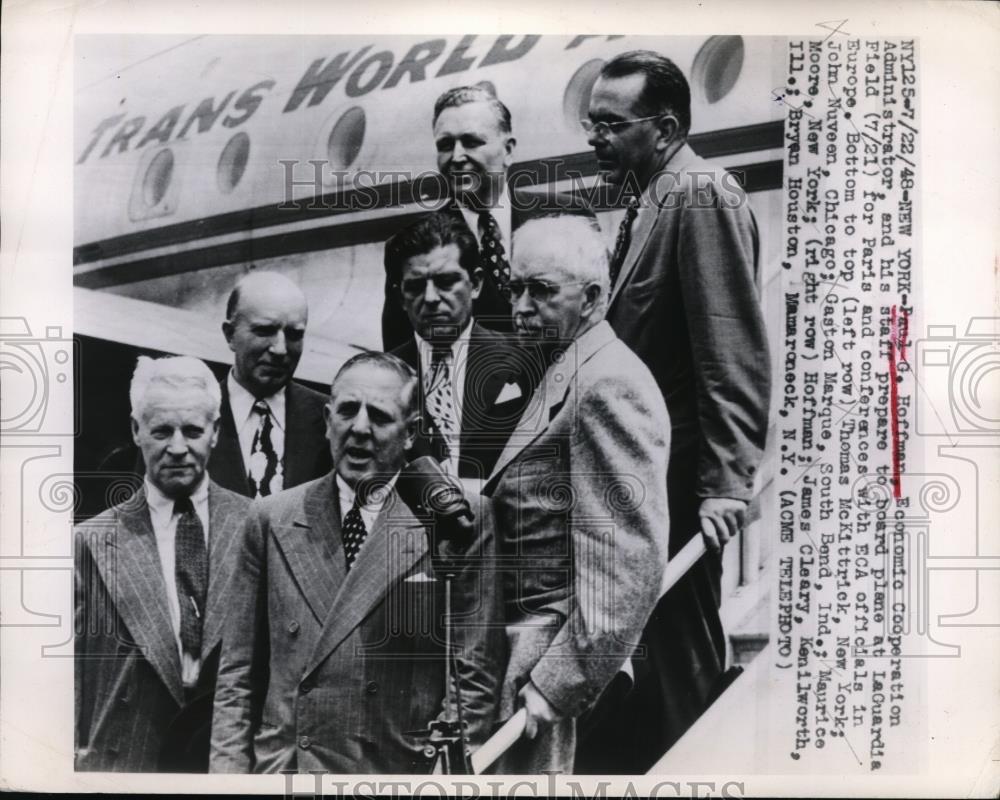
[518,681,560,740]
[698,497,747,554]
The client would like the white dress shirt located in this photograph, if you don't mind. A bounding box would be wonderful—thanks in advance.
[457,184,513,254]
[144,476,209,687]
[227,371,287,474]
[414,320,472,474]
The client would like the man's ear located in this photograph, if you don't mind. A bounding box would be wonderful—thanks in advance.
[131,417,141,446]
[582,281,604,318]
[654,114,680,150]
[209,417,220,449]
[323,402,333,441]
[404,412,419,452]
[222,319,236,351]
[502,134,517,169]
[469,267,485,300]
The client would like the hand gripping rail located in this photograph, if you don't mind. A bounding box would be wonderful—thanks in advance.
[470,534,708,774]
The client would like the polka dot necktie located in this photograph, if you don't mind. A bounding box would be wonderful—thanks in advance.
[478,210,511,290]
[425,345,458,470]
[341,498,368,569]
[247,400,281,497]
[174,496,207,659]
[609,199,640,290]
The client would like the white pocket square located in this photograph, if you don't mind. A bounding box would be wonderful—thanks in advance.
[404,572,437,583]
[494,381,523,404]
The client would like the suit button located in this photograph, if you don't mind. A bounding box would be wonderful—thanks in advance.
[366,681,378,695]
[748,466,756,474]
[118,694,129,706]
[300,681,313,695]
[298,735,311,750]
[287,620,300,635]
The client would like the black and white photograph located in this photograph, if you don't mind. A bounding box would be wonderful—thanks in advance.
[1,2,998,796]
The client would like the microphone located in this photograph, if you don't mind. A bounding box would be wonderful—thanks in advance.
[395,456,476,556]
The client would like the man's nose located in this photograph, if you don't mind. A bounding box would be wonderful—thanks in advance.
[166,431,188,455]
[349,407,371,435]
[513,287,535,315]
[451,141,468,161]
[586,129,603,148]
[423,280,442,303]
[268,330,287,355]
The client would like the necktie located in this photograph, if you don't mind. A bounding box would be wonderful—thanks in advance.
[425,346,458,468]
[247,400,281,497]
[609,199,640,290]
[174,496,207,659]
[478,210,511,291]
[341,498,368,569]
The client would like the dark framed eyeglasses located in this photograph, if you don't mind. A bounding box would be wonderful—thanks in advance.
[502,279,590,302]
[580,113,668,138]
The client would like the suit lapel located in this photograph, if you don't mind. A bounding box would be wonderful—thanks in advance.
[306,490,426,675]
[270,473,344,624]
[210,378,250,495]
[200,483,247,660]
[283,383,315,488]
[96,489,184,706]
[485,323,618,487]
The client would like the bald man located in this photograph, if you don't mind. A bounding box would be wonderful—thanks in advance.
[211,272,332,497]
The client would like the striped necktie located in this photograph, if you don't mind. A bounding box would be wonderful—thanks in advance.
[609,199,640,289]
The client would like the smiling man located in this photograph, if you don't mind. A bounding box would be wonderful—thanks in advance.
[386,212,533,481]
[380,85,595,351]
[211,271,331,498]
[575,50,772,773]
[75,356,249,772]
[210,352,503,774]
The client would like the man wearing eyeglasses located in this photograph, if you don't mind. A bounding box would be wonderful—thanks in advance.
[483,215,670,773]
[380,85,595,352]
[385,212,534,484]
[575,51,771,773]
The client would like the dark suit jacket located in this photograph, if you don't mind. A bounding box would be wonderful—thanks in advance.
[209,379,332,497]
[390,323,534,481]
[74,481,249,772]
[381,188,596,350]
[606,143,771,524]
[483,321,670,773]
[210,472,505,774]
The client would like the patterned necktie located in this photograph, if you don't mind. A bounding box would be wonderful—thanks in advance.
[174,496,207,659]
[425,345,458,468]
[478,210,511,291]
[247,400,281,497]
[609,199,640,290]
[341,497,368,569]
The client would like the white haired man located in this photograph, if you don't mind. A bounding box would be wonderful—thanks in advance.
[75,356,250,772]
[482,215,671,772]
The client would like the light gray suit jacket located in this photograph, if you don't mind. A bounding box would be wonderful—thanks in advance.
[74,482,249,772]
[210,471,504,774]
[483,320,670,772]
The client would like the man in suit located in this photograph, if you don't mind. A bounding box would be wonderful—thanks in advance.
[386,212,533,482]
[210,352,504,774]
[483,216,670,773]
[576,51,772,772]
[212,271,332,497]
[381,84,595,351]
[75,356,250,772]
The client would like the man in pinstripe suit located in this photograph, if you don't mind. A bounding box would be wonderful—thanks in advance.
[75,356,250,772]
[210,352,504,774]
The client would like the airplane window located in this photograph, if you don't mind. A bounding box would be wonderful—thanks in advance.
[562,59,604,132]
[217,132,250,194]
[327,106,366,170]
[691,35,745,104]
[142,149,174,208]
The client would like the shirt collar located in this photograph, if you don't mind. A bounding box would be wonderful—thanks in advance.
[227,370,287,431]
[414,319,473,368]
[336,472,398,516]
[144,475,209,519]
